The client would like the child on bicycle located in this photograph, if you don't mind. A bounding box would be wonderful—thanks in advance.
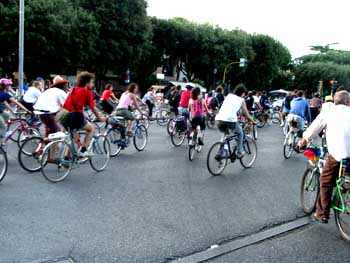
[188,87,209,146]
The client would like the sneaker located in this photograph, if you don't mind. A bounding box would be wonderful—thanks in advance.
[236,151,246,159]
[198,138,204,146]
[78,150,94,158]
[280,122,285,127]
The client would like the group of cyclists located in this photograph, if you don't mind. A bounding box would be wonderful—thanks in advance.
[2,72,350,240]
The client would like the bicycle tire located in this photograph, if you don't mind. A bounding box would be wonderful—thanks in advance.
[89,135,111,172]
[8,122,21,143]
[240,136,257,168]
[253,125,258,140]
[41,140,73,183]
[170,131,186,147]
[133,125,148,151]
[334,191,350,242]
[106,128,123,157]
[18,136,44,173]
[17,127,40,148]
[300,167,320,214]
[189,145,195,161]
[167,118,175,136]
[283,134,294,159]
[207,142,228,176]
[256,115,265,128]
[206,117,215,129]
[271,112,281,124]
[156,110,169,126]
[0,147,8,183]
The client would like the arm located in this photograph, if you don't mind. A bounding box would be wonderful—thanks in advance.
[241,101,255,123]
[188,99,193,112]
[131,94,143,115]
[305,102,311,123]
[303,112,326,142]
[9,98,30,113]
[5,102,16,115]
[203,99,209,113]
[91,106,106,122]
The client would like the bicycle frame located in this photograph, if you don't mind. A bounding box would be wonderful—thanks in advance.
[332,162,350,213]
[4,119,27,143]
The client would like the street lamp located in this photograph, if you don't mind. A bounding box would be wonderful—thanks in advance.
[222,58,247,83]
[18,0,25,97]
[212,68,217,90]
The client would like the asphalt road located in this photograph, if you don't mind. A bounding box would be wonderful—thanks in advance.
[0,123,348,263]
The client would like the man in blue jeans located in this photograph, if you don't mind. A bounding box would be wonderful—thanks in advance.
[287,90,311,134]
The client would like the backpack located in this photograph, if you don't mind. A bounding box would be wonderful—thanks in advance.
[260,95,269,109]
[210,96,220,109]
[245,96,254,111]
[284,96,293,110]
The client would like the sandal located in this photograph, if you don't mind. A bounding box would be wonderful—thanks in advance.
[312,212,328,224]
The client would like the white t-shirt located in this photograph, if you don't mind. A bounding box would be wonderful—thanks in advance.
[33,88,67,114]
[215,93,244,122]
[23,88,41,103]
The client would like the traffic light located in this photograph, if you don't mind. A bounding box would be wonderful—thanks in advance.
[330,79,334,85]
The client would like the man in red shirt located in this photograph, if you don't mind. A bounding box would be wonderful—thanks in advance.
[63,72,106,157]
[179,83,194,119]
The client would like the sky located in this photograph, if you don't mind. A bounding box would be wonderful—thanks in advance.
[147,0,349,58]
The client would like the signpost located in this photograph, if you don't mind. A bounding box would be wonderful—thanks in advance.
[18,0,25,97]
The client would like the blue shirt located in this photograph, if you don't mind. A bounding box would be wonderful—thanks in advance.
[290,97,311,123]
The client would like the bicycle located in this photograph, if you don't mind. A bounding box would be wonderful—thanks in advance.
[206,111,216,129]
[255,107,280,128]
[239,114,258,140]
[105,115,148,157]
[207,124,257,176]
[283,119,304,159]
[6,112,41,147]
[188,125,203,161]
[301,148,350,242]
[169,115,189,147]
[40,130,110,183]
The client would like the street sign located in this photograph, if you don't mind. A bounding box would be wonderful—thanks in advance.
[239,58,247,67]
[156,73,165,80]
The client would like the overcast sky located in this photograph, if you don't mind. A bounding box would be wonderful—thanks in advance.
[147,0,349,58]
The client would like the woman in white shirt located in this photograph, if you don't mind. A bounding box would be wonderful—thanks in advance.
[21,81,42,111]
[34,76,68,135]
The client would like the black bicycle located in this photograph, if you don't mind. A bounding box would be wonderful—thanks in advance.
[207,125,257,176]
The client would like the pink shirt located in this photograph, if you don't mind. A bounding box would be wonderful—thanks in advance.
[117,92,133,109]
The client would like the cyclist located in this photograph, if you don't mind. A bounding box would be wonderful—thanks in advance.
[216,84,255,158]
[100,84,117,115]
[300,91,350,223]
[168,85,181,115]
[33,76,68,136]
[143,87,156,120]
[114,83,144,137]
[287,90,311,135]
[179,83,194,119]
[309,93,321,122]
[188,87,209,146]
[210,86,225,110]
[0,78,31,138]
[280,92,293,127]
[61,72,106,157]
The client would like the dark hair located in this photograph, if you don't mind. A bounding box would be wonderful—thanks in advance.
[33,81,41,88]
[77,71,94,87]
[337,85,346,92]
[105,84,113,90]
[191,87,201,100]
[208,91,213,97]
[297,90,304,97]
[176,85,181,91]
[252,90,257,96]
[127,83,138,93]
[216,86,223,93]
[233,84,247,97]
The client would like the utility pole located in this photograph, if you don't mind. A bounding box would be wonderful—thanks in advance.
[18,0,25,97]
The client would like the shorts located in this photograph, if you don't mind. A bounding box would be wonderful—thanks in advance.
[217,121,236,133]
[114,108,134,120]
[101,100,114,115]
[64,112,87,131]
[39,114,59,134]
[191,116,206,130]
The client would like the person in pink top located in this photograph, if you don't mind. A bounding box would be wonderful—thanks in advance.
[179,83,194,119]
[115,83,144,136]
[188,87,209,145]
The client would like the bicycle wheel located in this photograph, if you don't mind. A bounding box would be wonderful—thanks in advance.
[271,112,281,124]
[188,146,195,161]
[0,147,8,183]
[8,122,20,143]
[335,191,350,242]
[206,116,215,129]
[300,167,320,214]
[170,131,186,147]
[17,127,41,148]
[240,136,257,168]
[90,135,111,172]
[256,114,265,128]
[283,134,294,159]
[207,142,228,176]
[18,136,44,172]
[133,124,148,151]
[106,128,123,157]
[41,140,73,183]
[139,116,150,130]
[156,110,169,126]
[167,118,176,136]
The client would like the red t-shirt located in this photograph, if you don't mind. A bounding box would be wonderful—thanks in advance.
[63,87,95,112]
[101,89,113,101]
[180,90,191,108]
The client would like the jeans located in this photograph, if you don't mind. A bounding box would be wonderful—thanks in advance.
[179,107,190,120]
[218,121,244,154]
[287,114,305,130]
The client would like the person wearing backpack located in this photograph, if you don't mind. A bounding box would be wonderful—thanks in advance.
[280,92,293,127]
